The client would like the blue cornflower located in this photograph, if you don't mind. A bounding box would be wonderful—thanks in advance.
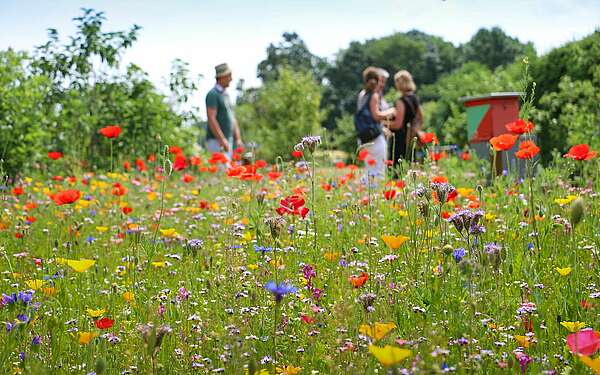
[32,335,42,345]
[17,314,29,323]
[85,236,96,244]
[5,322,15,332]
[17,291,33,305]
[2,293,17,305]
[254,245,273,255]
[527,242,535,251]
[264,281,297,303]
[453,248,466,263]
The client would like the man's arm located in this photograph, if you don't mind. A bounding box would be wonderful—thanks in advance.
[207,107,230,152]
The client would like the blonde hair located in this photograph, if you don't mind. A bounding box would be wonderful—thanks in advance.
[394,70,416,93]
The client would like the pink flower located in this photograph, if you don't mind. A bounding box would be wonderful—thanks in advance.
[567,329,600,355]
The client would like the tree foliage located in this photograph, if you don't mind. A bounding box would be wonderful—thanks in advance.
[461,27,535,70]
[236,68,324,161]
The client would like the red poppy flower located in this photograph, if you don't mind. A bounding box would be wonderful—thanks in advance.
[276,195,309,218]
[505,119,534,134]
[190,156,202,166]
[419,132,439,144]
[300,314,316,324]
[123,161,131,171]
[121,207,133,215]
[489,134,518,151]
[348,272,368,288]
[430,151,447,161]
[461,151,471,161]
[515,140,540,159]
[234,146,245,154]
[52,175,64,181]
[383,190,396,200]
[199,200,209,209]
[173,154,187,171]
[321,184,332,191]
[335,161,346,169]
[48,151,63,160]
[169,146,183,155]
[135,158,147,171]
[111,183,127,196]
[254,160,267,169]
[208,152,228,164]
[12,186,24,196]
[267,171,282,180]
[95,317,115,330]
[367,159,376,166]
[52,189,81,205]
[564,144,597,161]
[291,150,303,158]
[98,125,121,138]
[430,176,448,184]
[147,154,156,162]
[395,180,405,189]
[358,149,369,161]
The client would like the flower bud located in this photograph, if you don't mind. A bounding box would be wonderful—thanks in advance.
[569,198,584,227]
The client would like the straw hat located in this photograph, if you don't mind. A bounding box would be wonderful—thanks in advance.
[215,63,232,78]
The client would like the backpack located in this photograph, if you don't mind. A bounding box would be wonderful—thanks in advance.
[354,93,382,144]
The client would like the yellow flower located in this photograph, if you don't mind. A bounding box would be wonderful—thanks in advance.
[151,261,167,268]
[381,235,409,249]
[123,291,135,303]
[240,194,252,202]
[324,252,340,262]
[242,231,253,242]
[276,365,302,375]
[368,345,411,367]
[42,287,57,297]
[359,322,397,341]
[25,279,45,290]
[247,264,259,271]
[561,321,586,332]
[556,267,572,276]
[485,213,496,221]
[86,308,106,318]
[159,228,178,238]
[514,335,532,348]
[78,332,98,345]
[456,187,474,197]
[579,355,600,374]
[555,195,578,206]
[66,259,96,273]
[397,210,408,217]
[96,226,108,233]
[147,192,157,201]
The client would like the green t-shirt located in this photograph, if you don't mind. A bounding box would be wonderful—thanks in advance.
[205,87,234,140]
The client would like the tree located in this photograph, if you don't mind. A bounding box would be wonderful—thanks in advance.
[237,68,325,161]
[461,27,535,70]
[257,32,328,83]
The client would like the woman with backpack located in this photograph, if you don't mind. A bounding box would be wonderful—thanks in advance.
[388,70,424,177]
[355,67,396,179]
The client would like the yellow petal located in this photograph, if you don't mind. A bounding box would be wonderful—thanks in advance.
[96,226,108,233]
[556,267,572,276]
[368,345,411,367]
[381,235,409,249]
[151,261,167,268]
[579,355,600,375]
[123,291,135,303]
[86,308,106,318]
[66,259,95,273]
[514,335,531,348]
[78,332,98,345]
[360,322,397,341]
[561,321,586,332]
[25,279,45,290]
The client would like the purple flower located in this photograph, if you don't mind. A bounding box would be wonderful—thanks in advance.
[5,322,15,332]
[18,291,33,305]
[264,281,297,303]
[32,335,42,345]
[453,248,466,263]
[178,287,190,301]
[17,314,29,323]
[302,265,316,281]
[2,293,17,305]
[484,243,502,255]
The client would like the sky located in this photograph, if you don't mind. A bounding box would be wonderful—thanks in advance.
[1,0,598,110]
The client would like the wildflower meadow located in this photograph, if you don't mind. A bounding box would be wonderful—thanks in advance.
[1,124,599,374]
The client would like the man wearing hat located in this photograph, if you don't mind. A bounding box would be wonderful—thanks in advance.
[205,63,242,156]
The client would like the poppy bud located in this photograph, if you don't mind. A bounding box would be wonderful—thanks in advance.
[443,244,454,256]
[569,198,584,226]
